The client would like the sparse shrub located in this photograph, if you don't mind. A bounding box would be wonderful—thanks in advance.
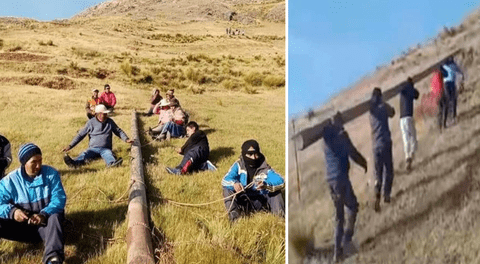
[187,84,205,94]
[71,47,101,59]
[216,99,223,106]
[0,39,3,49]
[185,67,200,82]
[120,61,140,76]
[39,40,46,46]
[8,46,22,52]
[244,72,264,86]
[93,68,110,79]
[263,75,285,88]
[274,55,285,67]
[69,61,79,70]
[254,55,262,60]
[23,77,44,86]
[222,79,238,90]
[243,85,257,94]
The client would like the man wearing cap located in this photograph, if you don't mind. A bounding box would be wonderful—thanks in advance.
[148,99,173,138]
[166,121,216,175]
[0,134,12,178]
[322,112,367,262]
[86,88,101,119]
[99,84,117,111]
[153,98,186,141]
[0,143,66,264]
[63,104,134,168]
[221,140,285,222]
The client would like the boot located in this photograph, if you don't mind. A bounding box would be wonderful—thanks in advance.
[63,154,78,169]
[180,158,193,174]
[406,157,412,171]
[166,167,181,175]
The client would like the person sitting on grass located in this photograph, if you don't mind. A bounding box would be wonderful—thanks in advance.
[165,89,179,105]
[63,104,133,168]
[145,88,162,116]
[147,99,172,138]
[86,88,101,119]
[166,121,216,175]
[153,98,186,141]
[221,140,285,222]
[0,134,12,179]
[0,143,66,264]
[99,84,116,111]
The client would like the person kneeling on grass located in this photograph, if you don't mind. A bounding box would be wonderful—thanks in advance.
[153,98,186,141]
[221,140,285,222]
[0,143,66,264]
[166,121,216,175]
[63,104,134,168]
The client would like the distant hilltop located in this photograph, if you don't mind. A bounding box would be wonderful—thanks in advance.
[74,0,285,23]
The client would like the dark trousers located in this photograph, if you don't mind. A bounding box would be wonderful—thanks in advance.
[373,142,394,198]
[438,94,448,129]
[176,146,209,172]
[328,179,358,254]
[222,187,285,221]
[0,213,65,264]
[445,81,457,119]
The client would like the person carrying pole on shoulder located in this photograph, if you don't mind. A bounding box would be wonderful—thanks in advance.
[399,78,419,171]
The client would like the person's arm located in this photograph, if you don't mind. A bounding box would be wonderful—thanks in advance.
[65,122,91,151]
[386,103,395,118]
[0,140,12,170]
[344,131,367,173]
[39,168,66,218]
[221,161,241,190]
[414,88,420,100]
[0,179,15,219]
[111,93,117,107]
[260,169,285,193]
[110,120,131,142]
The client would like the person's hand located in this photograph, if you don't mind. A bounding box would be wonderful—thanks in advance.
[62,146,71,152]
[13,209,29,223]
[233,182,244,193]
[126,139,134,144]
[256,181,266,190]
[28,214,46,226]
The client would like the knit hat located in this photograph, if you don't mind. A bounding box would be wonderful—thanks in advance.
[18,143,42,165]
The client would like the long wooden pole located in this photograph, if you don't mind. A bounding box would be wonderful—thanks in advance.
[291,49,463,151]
[127,111,155,264]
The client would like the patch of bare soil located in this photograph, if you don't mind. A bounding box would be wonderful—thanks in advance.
[0,52,50,62]
[0,76,76,90]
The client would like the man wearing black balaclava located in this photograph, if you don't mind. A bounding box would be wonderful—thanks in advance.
[221,140,285,222]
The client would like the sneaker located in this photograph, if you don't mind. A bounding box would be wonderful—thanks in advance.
[110,157,123,167]
[63,154,77,169]
[166,131,171,141]
[166,167,181,175]
[153,133,166,141]
[228,209,241,222]
[46,256,62,264]
[206,160,217,171]
[406,157,412,171]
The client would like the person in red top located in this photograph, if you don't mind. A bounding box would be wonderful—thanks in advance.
[99,84,117,111]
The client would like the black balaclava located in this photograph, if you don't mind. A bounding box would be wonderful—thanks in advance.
[241,140,265,183]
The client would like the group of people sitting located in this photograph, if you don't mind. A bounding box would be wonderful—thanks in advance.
[0,84,284,263]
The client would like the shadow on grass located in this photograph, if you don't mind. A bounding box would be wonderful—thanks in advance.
[209,147,236,164]
[64,204,128,264]
[0,242,43,263]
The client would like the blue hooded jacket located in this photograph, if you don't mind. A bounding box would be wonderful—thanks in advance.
[370,92,395,147]
[0,165,66,219]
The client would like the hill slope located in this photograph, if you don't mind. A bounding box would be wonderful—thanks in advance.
[289,7,480,264]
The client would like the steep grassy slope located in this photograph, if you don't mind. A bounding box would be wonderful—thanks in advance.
[289,7,480,264]
[0,1,285,263]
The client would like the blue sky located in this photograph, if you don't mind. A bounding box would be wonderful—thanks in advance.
[0,1,105,21]
[289,0,478,117]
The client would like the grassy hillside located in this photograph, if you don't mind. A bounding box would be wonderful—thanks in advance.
[289,7,480,264]
[0,2,285,263]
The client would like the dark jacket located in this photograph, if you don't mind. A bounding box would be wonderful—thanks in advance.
[0,135,12,178]
[370,94,395,146]
[323,124,366,182]
[400,82,419,118]
[180,130,209,155]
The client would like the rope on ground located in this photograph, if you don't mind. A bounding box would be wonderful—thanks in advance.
[163,182,255,208]
[66,178,136,205]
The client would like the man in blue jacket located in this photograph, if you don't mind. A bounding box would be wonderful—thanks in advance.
[323,112,367,263]
[63,104,133,168]
[0,143,67,264]
[399,78,419,170]
[370,88,395,211]
[221,140,284,222]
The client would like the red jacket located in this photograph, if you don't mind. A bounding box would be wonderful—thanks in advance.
[99,92,117,108]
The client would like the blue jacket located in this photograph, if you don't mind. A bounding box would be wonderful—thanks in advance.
[441,62,463,84]
[0,165,66,219]
[399,83,419,118]
[370,95,395,146]
[69,117,129,150]
[221,156,285,194]
[323,124,366,182]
